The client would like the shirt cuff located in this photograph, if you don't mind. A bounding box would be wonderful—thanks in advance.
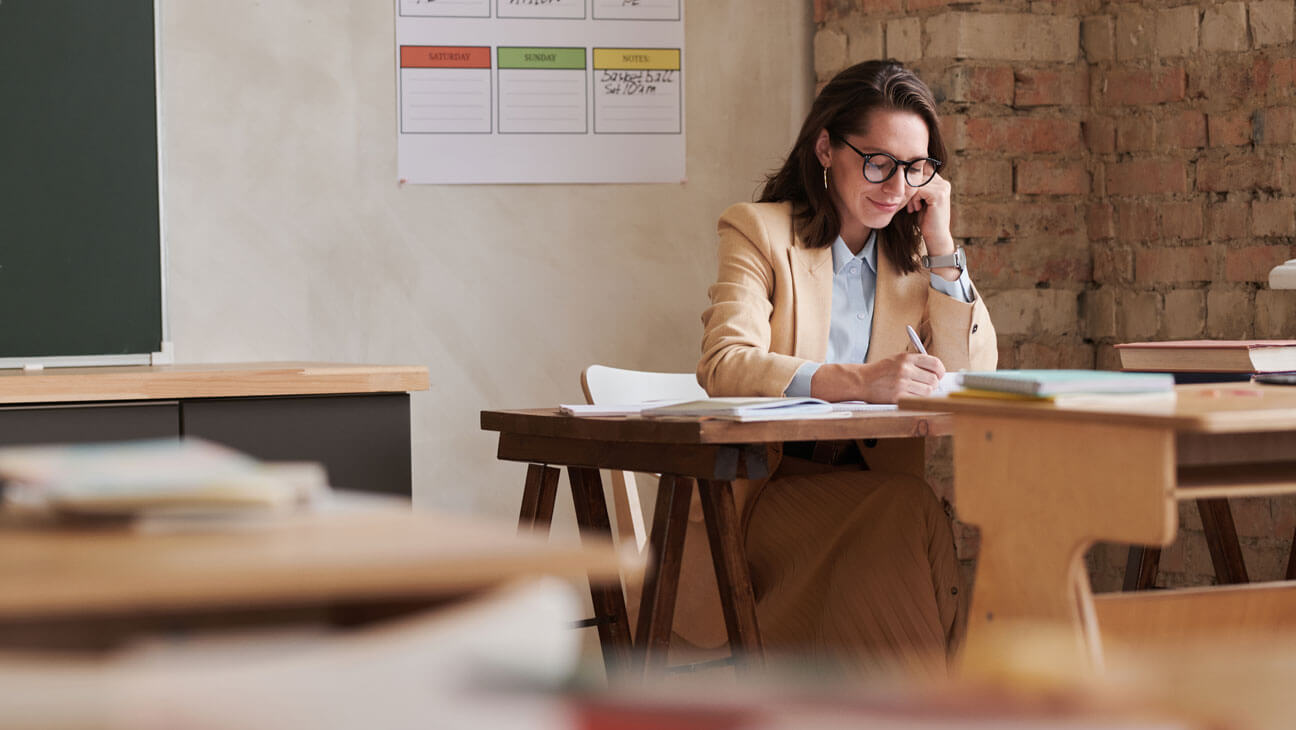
[784,361,821,397]
[930,268,974,303]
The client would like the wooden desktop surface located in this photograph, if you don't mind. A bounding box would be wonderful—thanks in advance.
[0,362,431,404]
[0,505,628,620]
[903,382,1296,432]
[481,407,952,444]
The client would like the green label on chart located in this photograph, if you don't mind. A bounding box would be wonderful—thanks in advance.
[497,47,586,70]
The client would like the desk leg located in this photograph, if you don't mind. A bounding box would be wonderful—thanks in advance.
[568,466,634,677]
[1197,498,1249,584]
[518,464,560,532]
[635,475,694,675]
[698,479,764,675]
[1122,546,1162,591]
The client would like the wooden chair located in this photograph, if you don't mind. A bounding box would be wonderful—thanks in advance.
[580,364,707,632]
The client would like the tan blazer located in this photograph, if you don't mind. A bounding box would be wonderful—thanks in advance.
[675,201,998,649]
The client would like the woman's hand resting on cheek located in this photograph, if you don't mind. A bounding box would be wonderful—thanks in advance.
[810,353,946,404]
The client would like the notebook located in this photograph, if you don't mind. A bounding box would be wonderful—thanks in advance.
[641,397,837,420]
[959,370,1175,397]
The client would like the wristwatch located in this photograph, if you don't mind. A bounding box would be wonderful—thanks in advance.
[921,247,965,273]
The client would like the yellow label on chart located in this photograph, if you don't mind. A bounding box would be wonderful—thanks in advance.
[592,48,680,70]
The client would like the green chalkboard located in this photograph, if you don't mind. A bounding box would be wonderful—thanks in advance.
[0,0,163,361]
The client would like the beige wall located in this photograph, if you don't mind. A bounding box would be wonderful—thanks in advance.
[160,1,814,517]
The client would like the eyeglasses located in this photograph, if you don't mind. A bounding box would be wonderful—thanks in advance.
[830,133,942,188]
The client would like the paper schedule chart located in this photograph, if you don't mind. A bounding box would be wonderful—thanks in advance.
[395,0,685,184]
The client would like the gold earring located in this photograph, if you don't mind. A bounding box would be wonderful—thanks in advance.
[823,166,829,190]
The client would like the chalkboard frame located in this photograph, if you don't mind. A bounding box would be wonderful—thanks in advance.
[0,0,169,369]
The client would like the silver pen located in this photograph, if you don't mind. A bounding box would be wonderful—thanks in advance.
[905,325,927,355]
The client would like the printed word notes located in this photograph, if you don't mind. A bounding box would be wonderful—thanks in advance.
[400,46,491,134]
[593,48,680,134]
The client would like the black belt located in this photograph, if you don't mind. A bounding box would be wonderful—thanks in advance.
[783,439,869,467]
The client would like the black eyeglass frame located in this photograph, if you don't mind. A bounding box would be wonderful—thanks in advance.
[829,133,943,188]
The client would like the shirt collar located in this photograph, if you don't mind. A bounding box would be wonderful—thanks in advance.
[831,230,878,276]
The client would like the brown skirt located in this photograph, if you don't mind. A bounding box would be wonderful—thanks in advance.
[743,459,966,678]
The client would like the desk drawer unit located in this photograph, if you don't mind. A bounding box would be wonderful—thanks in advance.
[181,394,411,497]
[0,402,178,446]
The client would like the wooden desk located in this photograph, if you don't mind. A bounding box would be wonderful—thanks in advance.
[902,384,1296,667]
[0,501,627,648]
[0,363,429,496]
[480,407,951,676]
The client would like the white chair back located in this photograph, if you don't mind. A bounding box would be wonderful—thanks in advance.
[580,365,706,406]
[579,365,706,633]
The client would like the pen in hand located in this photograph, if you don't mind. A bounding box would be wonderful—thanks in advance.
[905,325,927,355]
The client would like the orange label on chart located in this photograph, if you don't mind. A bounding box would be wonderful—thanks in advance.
[400,46,490,69]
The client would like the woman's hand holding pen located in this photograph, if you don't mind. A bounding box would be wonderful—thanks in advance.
[810,353,945,404]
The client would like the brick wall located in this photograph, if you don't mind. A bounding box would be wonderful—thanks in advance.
[814,0,1296,592]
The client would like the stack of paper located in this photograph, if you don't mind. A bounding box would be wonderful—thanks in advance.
[0,438,328,519]
[954,370,1175,403]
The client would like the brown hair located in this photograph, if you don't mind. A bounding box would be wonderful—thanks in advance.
[758,60,946,274]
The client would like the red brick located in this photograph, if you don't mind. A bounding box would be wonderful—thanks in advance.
[1105,159,1190,195]
[1115,201,1159,241]
[1084,116,1116,154]
[949,158,1012,196]
[1136,246,1217,283]
[1087,202,1115,240]
[1271,58,1296,99]
[905,0,957,9]
[1104,67,1186,105]
[1253,198,1296,236]
[1257,107,1296,145]
[1115,115,1156,152]
[1227,245,1295,281]
[1159,111,1206,149]
[1196,156,1283,192]
[1015,68,1089,107]
[966,238,1091,285]
[952,201,1082,238]
[1205,200,1250,240]
[1159,201,1204,240]
[964,117,1084,153]
[1189,56,1267,105]
[1094,245,1134,284]
[1207,288,1255,338]
[944,65,1015,104]
[1018,341,1095,369]
[1016,159,1090,195]
[1207,113,1254,147]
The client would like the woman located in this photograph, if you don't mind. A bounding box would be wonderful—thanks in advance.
[682,60,997,677]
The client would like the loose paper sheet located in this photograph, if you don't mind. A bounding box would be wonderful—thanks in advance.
[395,0,686,184]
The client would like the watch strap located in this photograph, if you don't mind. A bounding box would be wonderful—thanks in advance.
[921,248,965,272]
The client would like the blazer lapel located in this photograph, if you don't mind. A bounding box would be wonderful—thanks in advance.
[868,233,922,362]
[787,241,832,361]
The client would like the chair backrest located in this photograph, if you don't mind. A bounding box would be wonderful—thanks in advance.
[581,365,706,406]
[579,365,706,634]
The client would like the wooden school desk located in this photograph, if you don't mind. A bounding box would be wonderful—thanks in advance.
[0,502,629,649]
[902,384,1296,667]
[0,363,429,496]
[480,407,951,676]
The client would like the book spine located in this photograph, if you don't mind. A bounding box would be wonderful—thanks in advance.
[960,376,1038,395]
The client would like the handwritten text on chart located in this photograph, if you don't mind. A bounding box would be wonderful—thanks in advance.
[600,69,676,95]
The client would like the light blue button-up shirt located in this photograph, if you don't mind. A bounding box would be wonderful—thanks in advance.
[785,232,974,397]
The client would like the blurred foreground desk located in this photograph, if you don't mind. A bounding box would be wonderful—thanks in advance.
[481,407,950,677]
[0,363,429,496]
[903,384,1296,666]
[0,502,628,649]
